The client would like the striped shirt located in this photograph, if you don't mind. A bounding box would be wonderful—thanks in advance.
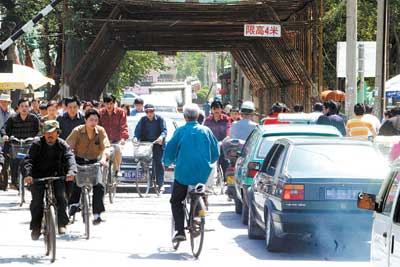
[346,116,375,139]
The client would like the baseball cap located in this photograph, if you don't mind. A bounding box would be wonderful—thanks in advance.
[240,101,255,114]
[43,120,60,133]
[144,104,155,111]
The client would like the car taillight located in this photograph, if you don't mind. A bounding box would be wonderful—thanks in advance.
[246,162,260,178]
[282,184,304,200]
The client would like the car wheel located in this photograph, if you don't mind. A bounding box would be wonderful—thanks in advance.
[241,197,248,225]
[234,198,242,214]
[265,209,282,252]
[247,199,264,239]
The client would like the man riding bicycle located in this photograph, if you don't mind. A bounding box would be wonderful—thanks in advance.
[99,94,128,177]
[1,98,40,190]
[164,104,219,242]
[22,120,77,240]
[66,109,110,225]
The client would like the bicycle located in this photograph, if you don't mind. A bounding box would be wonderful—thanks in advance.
[105,144,119,203]
[33,176,65,263]
[171,183,207,258]
[10,136,34,206]
[71,162,102,240]
[133,141,160,197]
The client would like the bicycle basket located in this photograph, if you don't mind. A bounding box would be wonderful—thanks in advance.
[76,164,102,187]
[10,143,31,159]
[133,142,153,161]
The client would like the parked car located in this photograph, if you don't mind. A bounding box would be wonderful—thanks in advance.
[357,159,400,267]
[119,114,178,185]
[120,92,139,106]
[248,137,389,252]
[233,124,343,225]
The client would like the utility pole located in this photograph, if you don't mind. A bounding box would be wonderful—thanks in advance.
[375,0,389,119]
[358,43,365,103]
[345,0,358,118]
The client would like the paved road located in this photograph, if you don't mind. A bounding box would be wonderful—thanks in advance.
[0,189,371,266]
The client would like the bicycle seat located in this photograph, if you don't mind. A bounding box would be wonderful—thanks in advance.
[190,183,206,196]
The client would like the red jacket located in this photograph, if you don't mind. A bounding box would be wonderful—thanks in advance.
[99,107,129,142]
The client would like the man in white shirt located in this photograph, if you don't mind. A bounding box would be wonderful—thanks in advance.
[362,104,381,134]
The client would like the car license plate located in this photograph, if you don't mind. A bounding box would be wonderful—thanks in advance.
[121,170,143,181]
[326,188,361,200]
[226,175,235,185]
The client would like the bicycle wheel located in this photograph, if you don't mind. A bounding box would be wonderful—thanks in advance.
[82,188,90,240]
[19,172,25,207]
[108,164,116,204]
[135,162,147,197]
[171,217,180,250]
[214,165,224,195]
[47,205,57,262]
[189,197,206,258]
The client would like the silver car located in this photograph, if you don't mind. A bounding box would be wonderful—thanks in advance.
[119,113,182,184]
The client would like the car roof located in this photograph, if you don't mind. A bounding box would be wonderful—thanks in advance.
[257,124,342,137]
[274,136,372,146]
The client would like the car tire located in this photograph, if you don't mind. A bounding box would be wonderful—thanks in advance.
[248,198,264,239]
[265,209,283,252]
[241,197,248,225]
[234,198,242,214]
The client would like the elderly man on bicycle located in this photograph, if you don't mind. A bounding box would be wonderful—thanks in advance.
[22,120,77,240]
[164,104,219,242]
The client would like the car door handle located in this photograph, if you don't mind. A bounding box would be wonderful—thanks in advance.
[383,232,387,238]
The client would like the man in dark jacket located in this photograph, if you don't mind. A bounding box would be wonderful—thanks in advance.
[316,100,346,136]
[23,120,77,240]
[379,108,400,136]
[134,104,167,191]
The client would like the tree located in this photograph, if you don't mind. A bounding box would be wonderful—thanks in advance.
[175,52,206,84]
[322,0,377,90]
[107,51,168,99]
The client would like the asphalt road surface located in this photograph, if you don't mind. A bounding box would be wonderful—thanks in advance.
[0,188,372,266]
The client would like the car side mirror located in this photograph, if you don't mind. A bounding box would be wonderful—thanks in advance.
[357,192,377,211]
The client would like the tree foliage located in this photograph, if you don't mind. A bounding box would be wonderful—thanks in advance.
[107,51,168,98]
[175,52,206,84]
[322,0,377,89]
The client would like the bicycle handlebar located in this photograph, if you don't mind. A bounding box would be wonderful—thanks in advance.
[34,176,66,183]
[10,136,35,143]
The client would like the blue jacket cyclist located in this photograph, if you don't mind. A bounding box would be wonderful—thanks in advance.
[164,104,219,242]
[134,104,167,190]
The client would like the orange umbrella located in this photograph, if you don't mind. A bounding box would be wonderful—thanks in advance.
[320,90,345,102]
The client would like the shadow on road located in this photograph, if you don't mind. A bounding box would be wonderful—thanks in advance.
[0,253,49,265]
[217,211,246,229]
[233,234,370,262]
[129,247,195,261]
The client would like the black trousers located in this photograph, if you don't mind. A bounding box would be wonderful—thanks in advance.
[152,144,165,187]
[170,180,188,234]
[30,179,69,230]
[68,182,105,214]
[0,154,10,189]
[10,158,21,186]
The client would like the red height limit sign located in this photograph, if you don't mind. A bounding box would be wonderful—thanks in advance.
[244,24,281,38]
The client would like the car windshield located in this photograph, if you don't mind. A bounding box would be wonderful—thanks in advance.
[127,117,176,142]
[285,144,388,179]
